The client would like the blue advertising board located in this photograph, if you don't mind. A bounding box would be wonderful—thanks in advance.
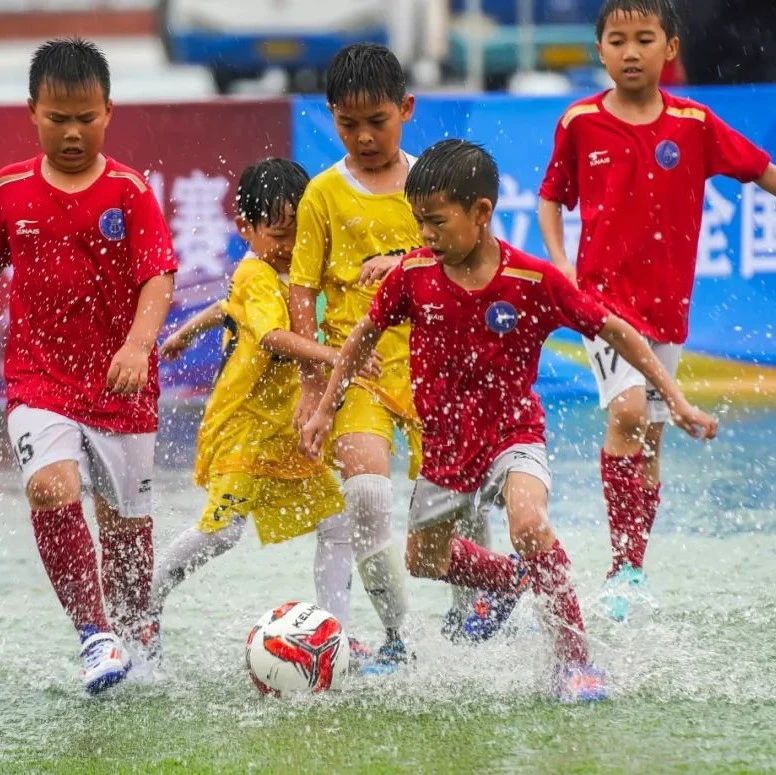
[294,86,776,367]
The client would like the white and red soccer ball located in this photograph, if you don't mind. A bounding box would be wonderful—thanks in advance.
[246,601,348,697]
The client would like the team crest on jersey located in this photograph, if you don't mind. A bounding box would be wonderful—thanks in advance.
[485,301,518,334]
[99,208,126,241]
[655,140,680,170]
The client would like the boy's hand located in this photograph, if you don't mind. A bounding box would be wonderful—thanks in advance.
[106,341,150,393]
[293,378,326,432]
[160,330,191,361]
[670,399,718,440]
[556,259,578,287]
[356,349,382,380]
[300,408,335,459]
[358,255,401,286]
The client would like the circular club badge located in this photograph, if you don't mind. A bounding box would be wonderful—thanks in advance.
[99,208,126,241]
[655,140,680,170]
[485,300,518,334]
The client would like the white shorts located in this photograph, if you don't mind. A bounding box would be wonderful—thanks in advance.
[408,443,551,532]
[583,336,682,424]
[7,405,156,517]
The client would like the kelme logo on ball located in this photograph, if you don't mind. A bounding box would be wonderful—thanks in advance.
[485,301,518,334]
[655,140,680,170]
[99,208,126,241]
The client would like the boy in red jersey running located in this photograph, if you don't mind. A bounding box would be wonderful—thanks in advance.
[0,39,177,693]
[538,0,776,622]
[301,140,717,702]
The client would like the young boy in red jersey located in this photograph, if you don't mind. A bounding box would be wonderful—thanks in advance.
[538,0,776,622]
[0,39,176,693]
[301,140,718,701]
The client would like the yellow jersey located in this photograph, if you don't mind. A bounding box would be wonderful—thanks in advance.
[194,254,330,486]
[290,156,422,421]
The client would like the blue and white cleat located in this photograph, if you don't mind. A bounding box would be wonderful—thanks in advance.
[360,633,414,677]
[553,663,608,703]
[79,628,131,694]
[600,563,656,623]
[460,554,530,642]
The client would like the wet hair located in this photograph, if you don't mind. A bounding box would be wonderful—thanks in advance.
[325,43,406,107]
[235,158,310,228]
[29,37,111,102]
[595,0,680,41]
[405,140,499,210]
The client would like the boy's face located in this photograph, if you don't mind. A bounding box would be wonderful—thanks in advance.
[28,80,112,174]
[236,202,297,273]
[597,11,678,93]
[330,94,414,172]
[410,193,493,267]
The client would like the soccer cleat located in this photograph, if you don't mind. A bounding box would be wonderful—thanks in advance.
[553,663,608,703]
[79,628,131,694]
[360,633,414,677]
[600,563,656,623]
[460,553,530,642]
[347,636,374,674]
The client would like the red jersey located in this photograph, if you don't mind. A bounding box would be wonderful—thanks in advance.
[369,240,608,492]
[0,155,177,433]
[539,90,770,343]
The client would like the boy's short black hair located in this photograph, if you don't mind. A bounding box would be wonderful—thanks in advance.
[405,140,499,210]
[325,43,406,107]
[595,0,680,41]
[29,37,111,102]
[236,158,310,227]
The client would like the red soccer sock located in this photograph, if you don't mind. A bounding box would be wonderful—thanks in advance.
[601,449,646,575]
[31,502,110,634]
[635,483,662,568]
[525,540,588,665]
[100,519,154,636]
[444,537,521,594]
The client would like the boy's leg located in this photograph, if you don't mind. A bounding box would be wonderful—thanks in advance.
[83,427,158,644]
[151,474,249,611]
[639,422,665,567]
[602,386,648,576]
[502,471,588,667]
[336,433,408,639]
[314,510,353,631]
[8,407,111,635]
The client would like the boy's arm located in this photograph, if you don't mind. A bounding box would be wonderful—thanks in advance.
[755,163,776,196]
[300,316,381,458]
[107,272,175,393]
[538,197,576,286]
[160,300,224,360]
[598,315,718,439]
[289,284,328,429]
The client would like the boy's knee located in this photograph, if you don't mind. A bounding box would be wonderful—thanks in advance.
[26,464,81,510]
[509,507,552,554]
[405,546,447,580]
[609,399,647,441]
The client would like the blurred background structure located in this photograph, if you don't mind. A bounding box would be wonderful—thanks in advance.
[0,0,774,102]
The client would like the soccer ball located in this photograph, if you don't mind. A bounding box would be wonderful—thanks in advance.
[245,601,348,697]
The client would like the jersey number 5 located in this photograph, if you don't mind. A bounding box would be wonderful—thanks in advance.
[14,433,34,466]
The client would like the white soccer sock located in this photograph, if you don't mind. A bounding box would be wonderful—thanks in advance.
[450,505,492,616]
[314,511,353,632]
[345,474,408,634]
[151,519,246,611]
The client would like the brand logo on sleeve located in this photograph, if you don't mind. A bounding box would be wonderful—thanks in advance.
[485,301,518,334]
[588,150,611,167]
[15,219,40,235]
[99,208,126,241]
[655,140,680,170]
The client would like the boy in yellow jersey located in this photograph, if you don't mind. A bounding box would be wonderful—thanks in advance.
[290,44,489,663]
[150,159,374,667]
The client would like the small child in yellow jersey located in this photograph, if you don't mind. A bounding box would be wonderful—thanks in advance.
[290,44,490,663]
[150,159,375,666]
